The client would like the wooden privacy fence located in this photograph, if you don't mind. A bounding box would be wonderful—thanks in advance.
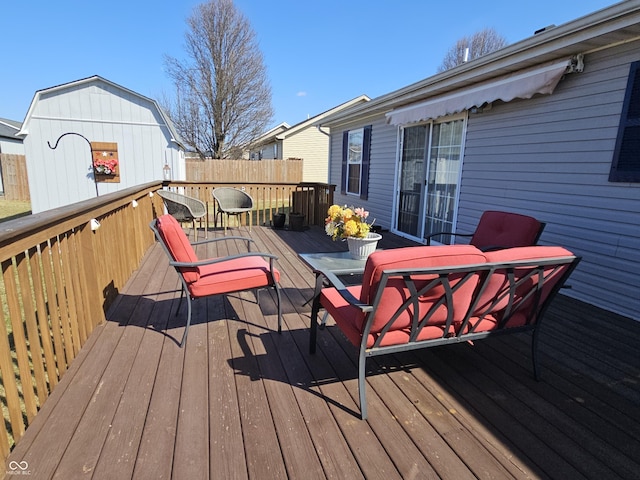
[0,157,304,204]
[0,154,30,201]
[186,158,303,183]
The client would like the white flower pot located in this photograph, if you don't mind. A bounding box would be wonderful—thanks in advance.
[347,233,382,260]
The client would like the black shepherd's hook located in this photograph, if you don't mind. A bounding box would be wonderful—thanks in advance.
[48,132,98,197]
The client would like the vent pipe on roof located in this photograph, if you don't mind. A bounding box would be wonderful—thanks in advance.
[534,24,556,35]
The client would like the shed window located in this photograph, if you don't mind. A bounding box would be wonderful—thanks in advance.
[610,61,640,182]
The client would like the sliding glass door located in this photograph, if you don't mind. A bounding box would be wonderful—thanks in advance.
[396,125,427,237]
[395,117,465,243]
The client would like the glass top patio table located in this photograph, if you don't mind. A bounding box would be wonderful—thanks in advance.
[298,251,370,276]
[299,251,375,328]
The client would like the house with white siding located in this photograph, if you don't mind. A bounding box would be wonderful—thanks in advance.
[318,1,640,321]
[17,76,185,213]
[249,95,369,182]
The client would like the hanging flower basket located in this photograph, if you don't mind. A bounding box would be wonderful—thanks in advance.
[347,232,382,260]
[93,158,119,175]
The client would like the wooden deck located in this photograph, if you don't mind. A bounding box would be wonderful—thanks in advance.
[6,225,640,480]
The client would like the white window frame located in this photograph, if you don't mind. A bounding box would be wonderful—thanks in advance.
[346,128,364,195]
[392,113,467,242]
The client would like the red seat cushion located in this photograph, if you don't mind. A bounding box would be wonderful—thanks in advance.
[321,245,487,348]
[156,214,200,283]
[188,255,279,298]
[321,285,449,348]
[470,246,575,331]
[471,210,542,250]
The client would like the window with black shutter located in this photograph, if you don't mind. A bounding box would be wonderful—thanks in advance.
[341,125,371,199]
[610,61,640,182]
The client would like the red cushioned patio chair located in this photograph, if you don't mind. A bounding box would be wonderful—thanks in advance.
[425,210,545,251]
[150,214,281,346]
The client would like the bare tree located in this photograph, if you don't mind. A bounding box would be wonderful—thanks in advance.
[164,0,273,158]
[437,28,508,72]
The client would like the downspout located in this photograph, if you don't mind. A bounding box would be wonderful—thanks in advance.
[316,125,330,136]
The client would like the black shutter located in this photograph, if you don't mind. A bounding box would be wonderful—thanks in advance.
[360,125,372,200]
[341,131,348,194]
[610,61,640,182]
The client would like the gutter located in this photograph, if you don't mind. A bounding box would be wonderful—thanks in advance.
[319,1,640,127]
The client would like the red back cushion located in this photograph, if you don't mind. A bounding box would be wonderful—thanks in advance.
[156,214,200,283]
[359,245,487,333]
[471,210,542,249]
[473,246,575,326]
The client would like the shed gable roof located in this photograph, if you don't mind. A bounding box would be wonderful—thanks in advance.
[17,76,184,148]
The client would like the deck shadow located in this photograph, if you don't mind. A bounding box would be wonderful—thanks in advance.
[105,286,310,346]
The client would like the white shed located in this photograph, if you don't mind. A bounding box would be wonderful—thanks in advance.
[17,76,185,213]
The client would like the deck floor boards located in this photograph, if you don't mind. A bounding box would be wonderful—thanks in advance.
[6,225,640,480]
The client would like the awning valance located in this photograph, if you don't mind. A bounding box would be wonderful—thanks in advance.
[385,58,572,125]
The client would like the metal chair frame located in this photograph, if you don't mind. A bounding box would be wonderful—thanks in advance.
[150,217,282,347]
[157,189,207,240]
[212,187,254,234]
[425,210,546,251]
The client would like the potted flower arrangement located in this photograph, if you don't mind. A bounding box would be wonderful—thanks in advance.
[93,157,119,175]
[325,204,380,259]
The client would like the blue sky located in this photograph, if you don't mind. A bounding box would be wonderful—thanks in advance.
[2,0,619,130]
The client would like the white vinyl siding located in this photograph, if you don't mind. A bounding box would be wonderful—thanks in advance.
[23,80,182,213]
[459,40,640,320]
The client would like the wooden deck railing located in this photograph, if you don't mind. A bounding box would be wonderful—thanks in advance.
[163,181,334,228]
[0,180,333,462]
[0,182,162,460]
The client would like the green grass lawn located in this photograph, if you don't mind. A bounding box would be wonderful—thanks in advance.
[0,199,31,223]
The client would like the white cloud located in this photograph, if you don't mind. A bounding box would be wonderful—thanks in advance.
[296,91,307,97]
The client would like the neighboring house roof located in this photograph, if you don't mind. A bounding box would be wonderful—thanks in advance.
[255,122,290,143]
[319,1,640,127]
[16,75,185,148]
[255,95,370,145]
[0,118,21,140]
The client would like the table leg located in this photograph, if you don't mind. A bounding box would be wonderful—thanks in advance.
[309,272,325,354]
[320,311,329,329]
